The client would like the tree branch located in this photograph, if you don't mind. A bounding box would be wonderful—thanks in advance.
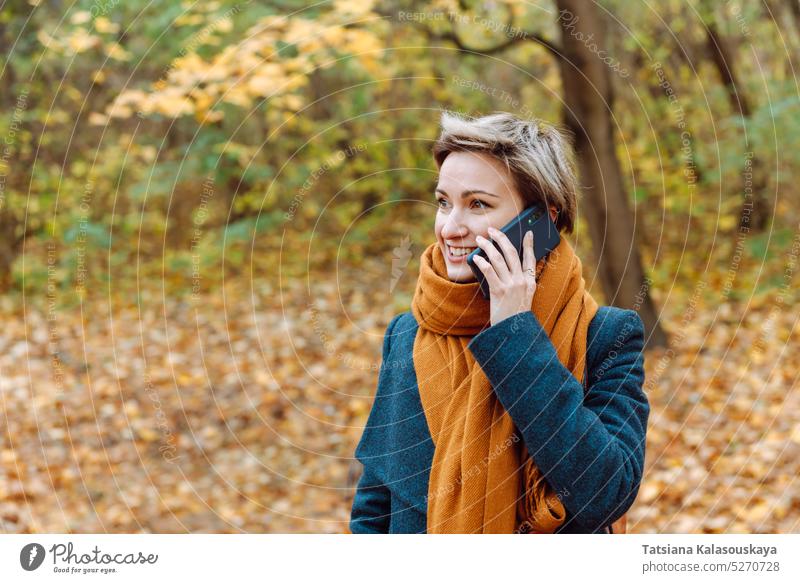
[382,3,564,61]
[434,27,562,60]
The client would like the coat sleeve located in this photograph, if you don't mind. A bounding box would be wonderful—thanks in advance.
[350,463,391,534]
[466,309,649,532]
[349,313,403,534]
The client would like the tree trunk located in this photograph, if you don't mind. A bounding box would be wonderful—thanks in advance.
[555,0,667,348]
[703,12,771,232]
[789,0,800,37]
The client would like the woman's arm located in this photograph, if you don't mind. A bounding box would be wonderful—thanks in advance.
[350,464,391,533]
[466,309,649,532]
[349,313,403,534]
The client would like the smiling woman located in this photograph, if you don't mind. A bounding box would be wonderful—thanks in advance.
[350,110,649,535]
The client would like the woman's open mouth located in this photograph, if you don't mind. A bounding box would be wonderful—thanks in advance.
[445,243,478,263]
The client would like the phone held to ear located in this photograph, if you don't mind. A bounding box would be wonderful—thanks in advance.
[466,204,561,300]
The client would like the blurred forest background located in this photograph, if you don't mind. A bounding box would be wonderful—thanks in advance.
[1,0,799,533]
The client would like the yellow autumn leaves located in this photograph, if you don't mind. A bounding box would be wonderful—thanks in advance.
[38,1,386,127]
[99,6,385,124]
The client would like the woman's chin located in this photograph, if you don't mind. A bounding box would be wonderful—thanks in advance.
[446,265,477,283]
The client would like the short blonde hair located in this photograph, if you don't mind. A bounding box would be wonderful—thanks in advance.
[431,110,579,234]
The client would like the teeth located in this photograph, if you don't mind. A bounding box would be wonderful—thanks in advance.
[448,245,477,257]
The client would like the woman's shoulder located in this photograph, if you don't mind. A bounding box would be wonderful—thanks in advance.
[377,311,417,375]
[390,310,417,330]
[588,306,645,346]
[586,306,646,382]
[382,311,418,351]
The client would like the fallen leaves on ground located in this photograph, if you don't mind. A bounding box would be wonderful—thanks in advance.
[1,262,798,533]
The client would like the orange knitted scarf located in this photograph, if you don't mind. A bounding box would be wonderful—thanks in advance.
[410,236,599,533]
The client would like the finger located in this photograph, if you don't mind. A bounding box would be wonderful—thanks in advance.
[489,227,522,276]
[472,254,502,291]
[477,232,510,280]
[522,230,536,274]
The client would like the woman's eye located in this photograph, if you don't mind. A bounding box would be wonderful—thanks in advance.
[436,198,489,210]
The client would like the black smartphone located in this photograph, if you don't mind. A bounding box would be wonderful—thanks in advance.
[466,204,561,300]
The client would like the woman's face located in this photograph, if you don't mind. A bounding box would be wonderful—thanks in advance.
[434,151,557,283]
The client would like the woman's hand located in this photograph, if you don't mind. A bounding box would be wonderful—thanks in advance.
[472,227,537,327]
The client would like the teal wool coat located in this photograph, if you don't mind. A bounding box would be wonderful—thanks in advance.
[350,306,649,534]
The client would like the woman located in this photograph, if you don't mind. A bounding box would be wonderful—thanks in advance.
[349,111,649,534]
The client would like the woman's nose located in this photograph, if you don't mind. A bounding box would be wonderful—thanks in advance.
[441,214,469,238]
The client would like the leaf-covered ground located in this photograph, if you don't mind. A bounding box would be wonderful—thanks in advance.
[1,258,798,533]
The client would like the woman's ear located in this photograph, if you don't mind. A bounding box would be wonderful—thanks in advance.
[549,205,558,223]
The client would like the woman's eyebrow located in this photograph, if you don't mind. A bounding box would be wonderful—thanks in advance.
[435,187,500,199]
